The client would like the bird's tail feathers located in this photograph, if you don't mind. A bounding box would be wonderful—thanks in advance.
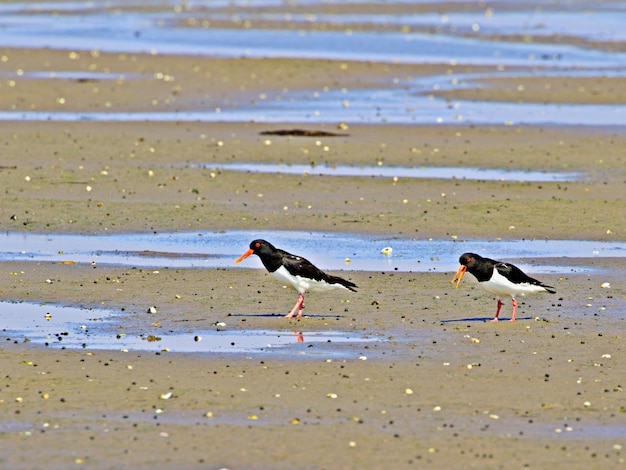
[542,284,557,294]
[328,275,358,292]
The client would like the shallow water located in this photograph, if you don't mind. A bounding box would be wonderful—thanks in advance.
[0,301,376,355]
[1,1,625,125]
[205,162,581,182]
[0,99,624,126]
[1,230,623,273]
[1,2,624,65]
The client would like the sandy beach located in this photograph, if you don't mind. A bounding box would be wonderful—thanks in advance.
[1,2,626,469]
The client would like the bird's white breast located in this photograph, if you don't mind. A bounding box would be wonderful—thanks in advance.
[271,266,348,294]
[480,269,548,298]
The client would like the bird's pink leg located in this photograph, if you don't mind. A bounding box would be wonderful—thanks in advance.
[509,298,517,322]
[490,299,503,322]
[285,293,304,319]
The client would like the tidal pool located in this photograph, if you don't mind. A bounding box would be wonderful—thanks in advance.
[1,230,624,273]
[0,301,376,355]
[204,162,581,182]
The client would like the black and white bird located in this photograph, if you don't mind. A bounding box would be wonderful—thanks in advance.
[234,239,357,318]
[452,252,556,322]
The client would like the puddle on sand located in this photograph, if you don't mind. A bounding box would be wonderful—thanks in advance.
[76,329,376,355]
[204,162,581,182]
[0,301,375,355]
[1,98,624,126]
[0,230,624,273]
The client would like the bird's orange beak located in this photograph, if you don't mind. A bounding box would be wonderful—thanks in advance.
[451,265,466,289]
[234,248,254,264]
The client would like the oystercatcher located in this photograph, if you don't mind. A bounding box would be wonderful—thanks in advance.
[452,252,556,322]
[234,239,357,318]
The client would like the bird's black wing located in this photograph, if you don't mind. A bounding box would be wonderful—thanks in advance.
[279,250,327,280]
[495,262,556,293]
[280,250,358,292]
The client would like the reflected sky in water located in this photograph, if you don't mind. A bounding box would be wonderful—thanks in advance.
[0,301,376,354]
[0,1,625,125]
[1,230,623,273]
[203,163,581,182]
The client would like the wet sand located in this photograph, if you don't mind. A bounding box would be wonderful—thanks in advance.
[1,262,625,469]
[1,16,626,470]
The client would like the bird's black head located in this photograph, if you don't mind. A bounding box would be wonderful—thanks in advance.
[248,239,276,255]
[459,253,481,267]
[235,239,277,265]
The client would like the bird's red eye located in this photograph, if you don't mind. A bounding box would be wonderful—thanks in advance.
[255,242,261,248]
[466,257,471,262]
